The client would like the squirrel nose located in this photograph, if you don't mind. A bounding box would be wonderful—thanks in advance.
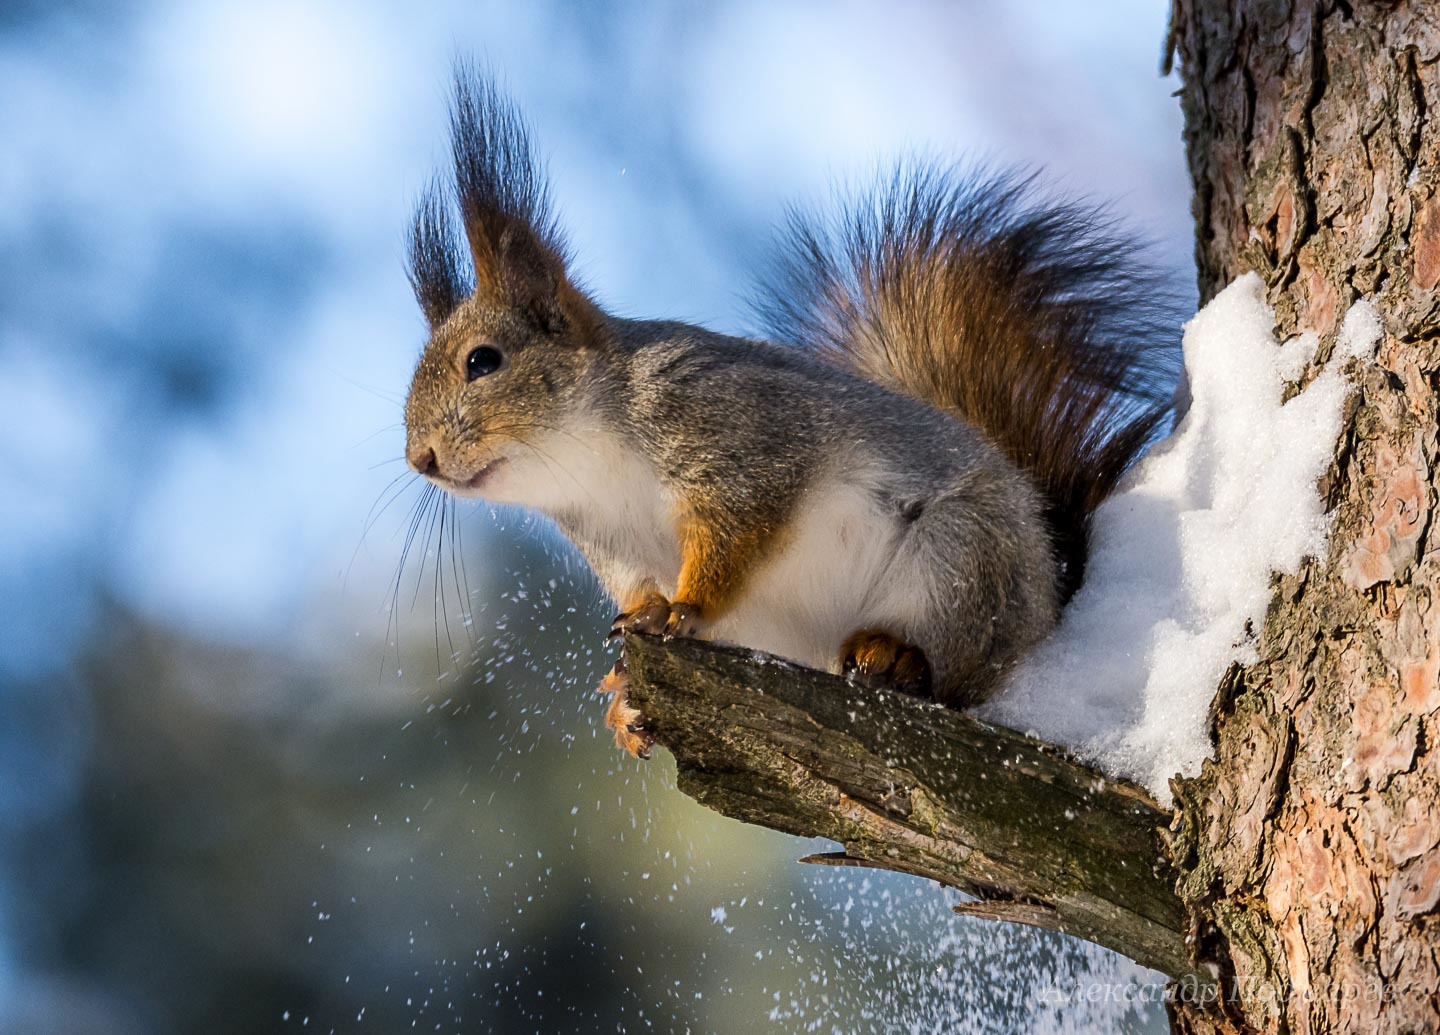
[407,441,439,476]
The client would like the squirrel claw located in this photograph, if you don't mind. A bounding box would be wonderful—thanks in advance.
[611,592,703,641]
[610,594,670,638]
[661,602,702,640]
[840,629,933,697]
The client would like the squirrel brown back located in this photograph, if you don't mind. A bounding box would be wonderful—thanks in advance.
[753,165,1180,599]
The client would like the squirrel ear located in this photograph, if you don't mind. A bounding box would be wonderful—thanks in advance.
[468,219,602,341]
[470,219,572,335]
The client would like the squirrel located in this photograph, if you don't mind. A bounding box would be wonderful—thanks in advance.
[402,69,1177,757]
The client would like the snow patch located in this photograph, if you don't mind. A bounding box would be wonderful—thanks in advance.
[979,274,1381,803]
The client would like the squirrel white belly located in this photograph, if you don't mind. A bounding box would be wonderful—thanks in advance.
[709,477,925,674]
[401,68,1176,756]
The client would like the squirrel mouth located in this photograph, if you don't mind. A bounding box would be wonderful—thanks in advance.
[460,456,506,490]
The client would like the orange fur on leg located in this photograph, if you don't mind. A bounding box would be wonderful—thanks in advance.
[667,505,772,634]
[601,506,781,756]
[610,506,773,641]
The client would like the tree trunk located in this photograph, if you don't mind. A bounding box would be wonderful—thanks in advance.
[1166,1,1440,1031]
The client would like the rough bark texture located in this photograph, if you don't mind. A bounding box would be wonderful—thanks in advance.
[1167,1,1440,1031]
[621,634,1190,977]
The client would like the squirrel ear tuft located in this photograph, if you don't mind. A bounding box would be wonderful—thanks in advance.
[437,64,600,340]
[409,65,602,340]
[407,178,470,330]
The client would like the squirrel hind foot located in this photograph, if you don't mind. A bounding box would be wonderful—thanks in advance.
[599,661,652,758]
[840,630,933,698]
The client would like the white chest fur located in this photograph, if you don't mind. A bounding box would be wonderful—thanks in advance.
[477,418,682,603]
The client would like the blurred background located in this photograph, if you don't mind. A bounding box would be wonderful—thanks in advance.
[0,2,1194,1032]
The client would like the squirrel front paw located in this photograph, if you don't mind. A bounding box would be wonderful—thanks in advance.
[609,592,704,640]
[597,658,653,758]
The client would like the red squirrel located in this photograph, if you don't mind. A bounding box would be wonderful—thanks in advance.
[402,70,1176,756]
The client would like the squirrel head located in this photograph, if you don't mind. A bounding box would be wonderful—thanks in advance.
[403,69,607,502]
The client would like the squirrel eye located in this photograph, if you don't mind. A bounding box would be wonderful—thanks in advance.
[465,345,503,381]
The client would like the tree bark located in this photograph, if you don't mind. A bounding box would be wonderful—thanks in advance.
[621,634,1190,977]
[1166,1,1440,1031]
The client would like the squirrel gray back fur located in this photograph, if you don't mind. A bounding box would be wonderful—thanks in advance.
[592,319,1060,699]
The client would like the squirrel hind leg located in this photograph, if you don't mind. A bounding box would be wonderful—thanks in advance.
[840,630,933,699]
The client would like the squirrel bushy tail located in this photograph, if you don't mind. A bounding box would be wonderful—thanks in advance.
[753,164,1180,599]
